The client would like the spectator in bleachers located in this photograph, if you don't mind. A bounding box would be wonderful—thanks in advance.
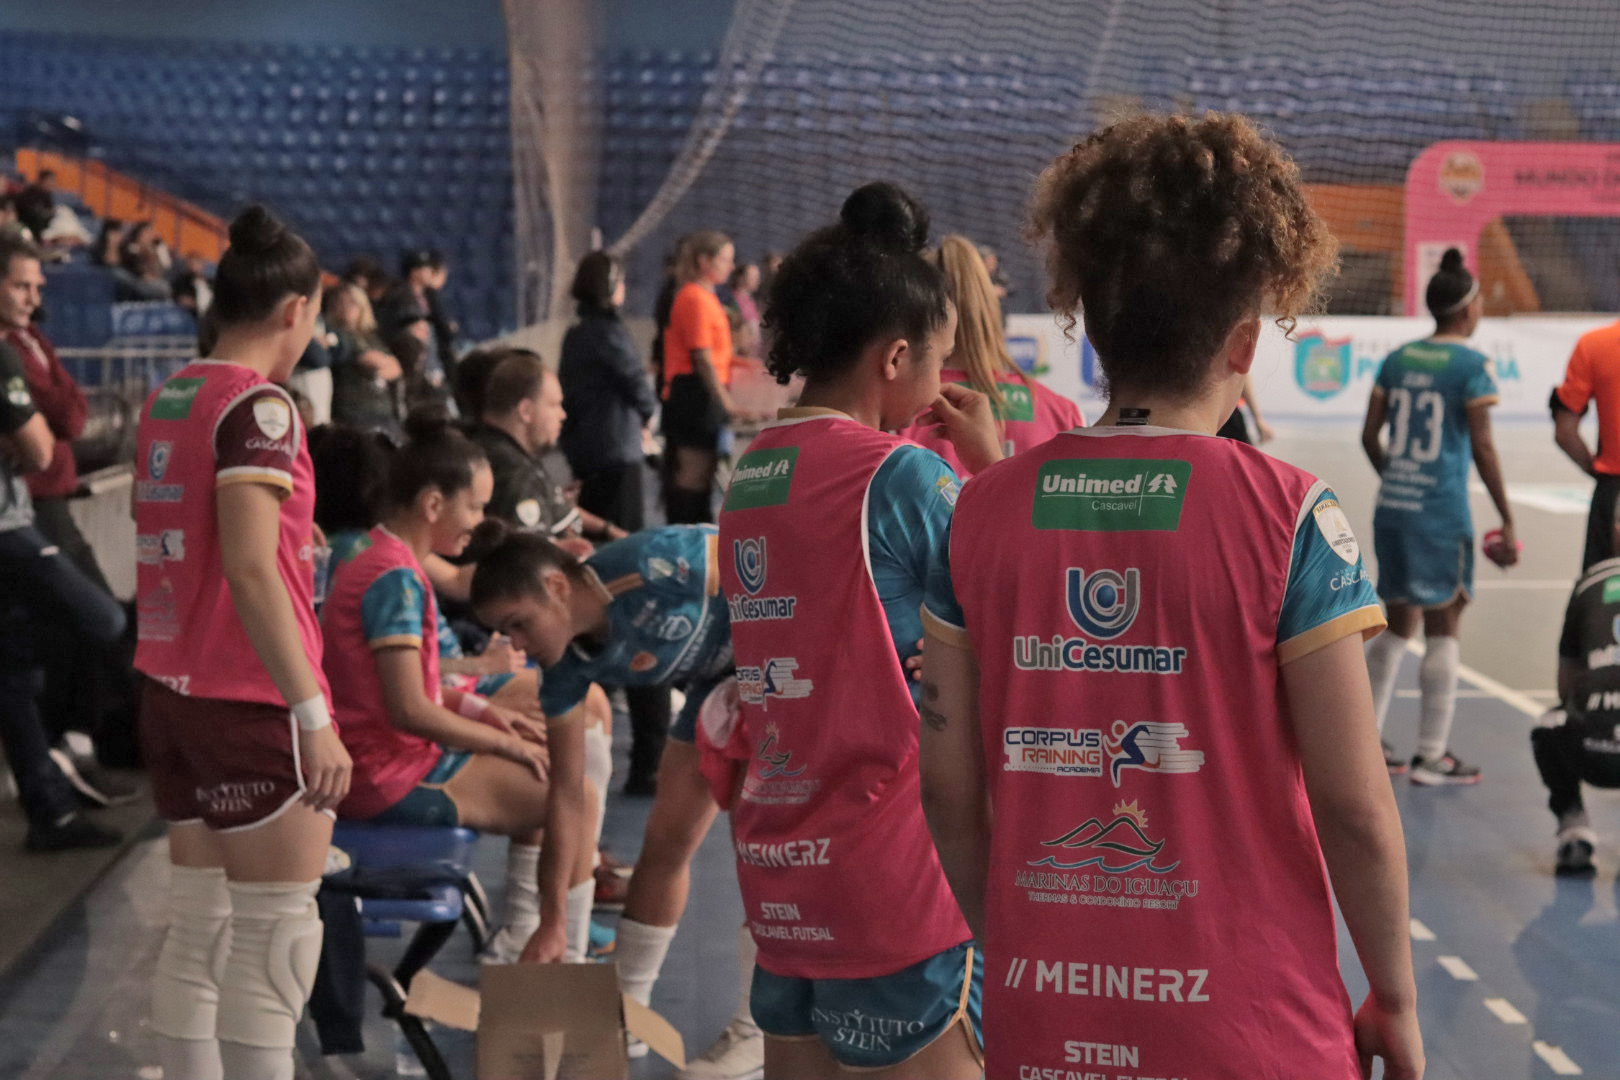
[326,282,403,441]
[0,337,126,852]
[341,255,389,304]
[468,349,628,545]
[0,234,137,806]
[13,172,54,240]
[168,254,212,315]
[979,243,1010,301]
[91,218,123,268]
[290,328,334,428]
[117,221,173,301]
[0,195,32,244]
[379,248,455,394]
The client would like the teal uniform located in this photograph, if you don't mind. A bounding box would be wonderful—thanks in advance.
[1371,339,1499,608]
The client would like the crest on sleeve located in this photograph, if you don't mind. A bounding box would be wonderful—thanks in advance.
[1312,498,1360,564]
[252,396,292,440]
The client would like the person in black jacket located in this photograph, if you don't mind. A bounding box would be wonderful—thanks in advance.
[559,251,659,531]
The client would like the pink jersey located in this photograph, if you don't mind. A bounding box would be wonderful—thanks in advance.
[719,412,971,979]
[935,427,1384,1080]
[322,526,445,820]
[898,368,1083,477]
[134,361,327,706]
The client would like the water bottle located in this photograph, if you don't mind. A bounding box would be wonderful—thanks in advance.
[394,1027,428,1077]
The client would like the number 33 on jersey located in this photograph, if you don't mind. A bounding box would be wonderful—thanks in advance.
[1372,339,1499,537]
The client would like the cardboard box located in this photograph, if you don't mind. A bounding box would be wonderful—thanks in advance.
[404,963,686,1080]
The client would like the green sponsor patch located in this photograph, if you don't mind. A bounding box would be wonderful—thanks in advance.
[1603,576,1620,604]
[724,447,800,510]
[1033,458,1192,532]
[959,381,1035,422]
[150,377,206,420]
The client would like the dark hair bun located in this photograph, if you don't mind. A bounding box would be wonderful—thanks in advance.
[840,182,929,255]
[1439,248,1466,273]
[228,205,291,254]
[401,403,455,442]
[461,517,512,564]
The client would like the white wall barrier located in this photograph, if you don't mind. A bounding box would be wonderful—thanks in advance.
[1006,313,1616,423]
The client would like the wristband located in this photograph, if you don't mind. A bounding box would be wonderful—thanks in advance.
[291,695,332,732]
[457,694,491,721]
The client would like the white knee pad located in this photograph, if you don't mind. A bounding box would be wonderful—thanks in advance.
[215,880,323,1052]
[151,865,232,1042]
[585,722,612,846]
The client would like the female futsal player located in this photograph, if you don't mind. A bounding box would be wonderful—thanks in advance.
[1361,248,1516,783]
[918,115,1423,1080]
[319,413,595,963]
[899,233,1083,473]
[137,206,351,1080]
[716,182,1002,1079]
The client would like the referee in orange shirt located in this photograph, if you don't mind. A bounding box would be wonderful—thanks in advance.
[1554,320,1620,570]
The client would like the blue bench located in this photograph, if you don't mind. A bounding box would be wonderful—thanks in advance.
[325,822,490,1080]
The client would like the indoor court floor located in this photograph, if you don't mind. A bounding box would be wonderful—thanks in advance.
[0,423,1616,1079]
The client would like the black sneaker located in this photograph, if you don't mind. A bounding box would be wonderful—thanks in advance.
[1410,752,1482,786]
[25,815,123,853]
[1382,741,1408,774]
[48,747,141,808]
[1556,836,1597,877]
[622,773,657,798]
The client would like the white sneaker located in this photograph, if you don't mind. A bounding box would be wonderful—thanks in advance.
[479,924,535,965]
[676,1018,764,1080]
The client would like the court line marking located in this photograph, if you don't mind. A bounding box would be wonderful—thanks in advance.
[1437,955,1480,981]
[1533,1041,1585,1075]
[1483,998,1529,1025]
[1396,688,1556,700]
[1401,639,1545,718]
[1408,918,1436,941]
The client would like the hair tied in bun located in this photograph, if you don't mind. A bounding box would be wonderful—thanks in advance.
[1439,248,1466,273]
[840,182,930,255]
[227,204,287,253]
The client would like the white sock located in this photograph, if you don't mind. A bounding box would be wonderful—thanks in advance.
[615,917,676,1006]
[1417,636,1460,762]
[564,880,594,963]
[502,842,542,941]
[584,724,612,848]
[732,924,759,1029]
[1365,630,1407,735]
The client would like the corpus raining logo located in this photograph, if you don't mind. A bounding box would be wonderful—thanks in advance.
[735,537,767,596]
[1066,568,1140,640]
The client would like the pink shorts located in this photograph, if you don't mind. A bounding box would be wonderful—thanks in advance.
[140,679,317,832]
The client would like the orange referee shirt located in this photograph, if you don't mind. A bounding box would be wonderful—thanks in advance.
[1557,319,1620,475]
[662,282,733,398]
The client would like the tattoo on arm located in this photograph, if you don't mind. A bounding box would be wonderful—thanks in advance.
[920,679,947,732]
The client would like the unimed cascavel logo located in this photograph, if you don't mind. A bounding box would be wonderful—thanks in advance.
[724,447,800,510]
[1294,331,1352,401]
[1439,150,1485,205]
[1033,459,1192,532]
[735,537,767,596]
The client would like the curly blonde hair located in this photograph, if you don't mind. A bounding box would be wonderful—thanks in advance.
[1028,112,1337,400]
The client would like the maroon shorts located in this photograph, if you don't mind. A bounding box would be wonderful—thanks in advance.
[140,679,310,831]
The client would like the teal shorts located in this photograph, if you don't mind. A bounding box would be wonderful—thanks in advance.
[751,942,982,1070]
[1373,526,1473,609]
[369,750,472,828]
[474,671,517,697]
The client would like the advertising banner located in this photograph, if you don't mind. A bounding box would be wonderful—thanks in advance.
[1006,313,1614,423]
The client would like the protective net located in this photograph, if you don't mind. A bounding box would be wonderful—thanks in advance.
[510,0,1620,321]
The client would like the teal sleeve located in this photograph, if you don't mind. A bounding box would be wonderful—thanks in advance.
[1465,352,1499,402]
[539,658,591,718]
[1277,487,1382,652]
[361,567,427,645]
[867,445,963,700]
[1374,352,1395,392]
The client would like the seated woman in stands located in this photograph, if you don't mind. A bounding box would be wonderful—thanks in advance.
[325,282,403,440]
[320,412,597,963]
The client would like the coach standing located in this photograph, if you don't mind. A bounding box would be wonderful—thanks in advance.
[1553,318,1620,570]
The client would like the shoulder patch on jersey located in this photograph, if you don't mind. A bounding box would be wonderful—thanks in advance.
[934,475,960,507]
[629,651,658,673]
[5,375,30,408]
[515,498,542,527]
[1603,576,1620,604]
[252,395,292,440]
[1313,498,1360,564]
